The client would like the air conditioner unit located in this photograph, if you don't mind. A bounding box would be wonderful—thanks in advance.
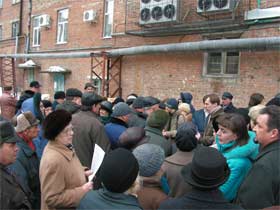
[197,0,236,13]
[139,0,178,25]
[83,10,97,22]
[39,14,51,27]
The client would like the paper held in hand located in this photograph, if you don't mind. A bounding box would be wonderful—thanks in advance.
[88,144,105,181]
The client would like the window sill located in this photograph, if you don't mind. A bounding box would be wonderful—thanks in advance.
[102,36,112,39]
[203,74,239,78]
[56,42,67,45]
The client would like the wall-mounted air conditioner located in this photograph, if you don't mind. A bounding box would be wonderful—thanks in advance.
[139,0,178,25]
[39,14,51,27]
[83,10,97,23]
[197,0,236,13]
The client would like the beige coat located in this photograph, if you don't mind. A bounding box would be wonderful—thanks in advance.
[39,141,87,210]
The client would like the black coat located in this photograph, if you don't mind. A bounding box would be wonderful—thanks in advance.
[0,164,32,210]
[159,188,243,210]
[223,102,237,113]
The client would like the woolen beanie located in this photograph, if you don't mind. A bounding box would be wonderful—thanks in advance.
[166,98,178,110]
[133,144,165,177]
[147,109,169,130]
[54,91,66,100]
[15,111,40,133]
[111,102,132,117]
[175,122,197,152]
[100,148,139,193]
[42,109,72,140]
[81,93,103,106]
[66,88,82,97]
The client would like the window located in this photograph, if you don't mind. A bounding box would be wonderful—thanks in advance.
[54,73,65,91]
[204,51,239,76]
[103,0,114,38]
[12,21,19,37]
[57,9,68,44]
[0,0,3,8]
[32,16,40,46]
[12,0,20,4]
[0,25,2,40]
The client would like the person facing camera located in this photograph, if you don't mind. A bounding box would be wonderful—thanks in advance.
[40,110,93,210]
[78,148,141,210]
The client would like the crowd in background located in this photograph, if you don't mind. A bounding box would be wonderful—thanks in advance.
[0,80,279,210]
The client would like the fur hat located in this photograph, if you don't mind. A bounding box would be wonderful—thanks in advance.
[54,91,66,100]
[81,93,103,106]
[0,121,19,144]
[66,88,82,97]
[100,148,139,193]
[133,144,165,177]
[175,122,197,152]
[15,111,39,133]
[42,110,72,140]
[147,109,169,130]
[181,146,230,189]
[166,98,178,110]
[111,102,132,117]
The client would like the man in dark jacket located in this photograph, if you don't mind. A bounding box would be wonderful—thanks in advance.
[72,93,111,168]
[192,94,209,136]
[8,111,41,209]
[159,146,243,210]
[0,121,32,210]
[235,105,280,209]
[56,88,82,114]
[221,92,237,113]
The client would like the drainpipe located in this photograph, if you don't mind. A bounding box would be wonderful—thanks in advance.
[19,0,23,36]
[25,0,32,54]
[106,36,280,57]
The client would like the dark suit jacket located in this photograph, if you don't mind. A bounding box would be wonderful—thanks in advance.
[192,109,206,135]
[159,188,243,210]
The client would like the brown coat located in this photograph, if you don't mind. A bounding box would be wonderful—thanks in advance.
[39,141,87,210]
[162,150,194,198]
[0,92,16,120]
[137,176,168,210]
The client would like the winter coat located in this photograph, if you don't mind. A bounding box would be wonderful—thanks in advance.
[72,110,111,168]
[15,90,34,113]
[159,188,243,210]
[105,117,128,149]
[162,150,194,198]
[180,92,196,113]
[20,97,36,115]
[216,131,259,201]
[55,100,80,114]
[137,176,168,210]
[200,107,224,146]
[164,111,181,139]
[33,124,48,160]
[235,140,280,209]
[8,138,41,209]
[77,188,141,210]
[0,92,16,120]
[0,164,32,210]
[145,125,172,157]
[192,108,207,135]
[128,111,146,128]
[223,102,237,113]
[40,141,87,210]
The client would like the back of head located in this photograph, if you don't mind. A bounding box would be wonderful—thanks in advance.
[133,143,165,177]
[100,148,139,193]
[81,93,103,107]
[181,146,229,190]
[147,109,169,130]
[54,91,66,100]
[178,103,191,114]
[175,122,197,152]
[111,102,132,118]
[248,93,264,107]
[66,88,82,98]
[118,127,148,150]
[165,98,178,110]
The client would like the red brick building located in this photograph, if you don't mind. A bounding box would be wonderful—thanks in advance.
[0,0,279,108]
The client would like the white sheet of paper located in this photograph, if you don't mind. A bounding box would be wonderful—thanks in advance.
[88,144,105,181]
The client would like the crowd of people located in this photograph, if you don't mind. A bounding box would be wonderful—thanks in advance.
[0,80,279,210]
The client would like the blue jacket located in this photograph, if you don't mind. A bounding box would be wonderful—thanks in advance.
[78,188,142,210]
[33,125,48,160]
[192,109,207,134]
[216,131,259,201]
[104,118,127,149]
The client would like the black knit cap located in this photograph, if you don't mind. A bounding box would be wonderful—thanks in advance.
[42,109,72,140]
[81,93,103,106]
[100,148,139,193]
[175,122,197,152]
[54,91,66,99]
[66,88,82,97]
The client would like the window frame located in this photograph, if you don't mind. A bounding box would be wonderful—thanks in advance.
[54,73,65,92]
[12,0,20,4]
[0,0,3,8]
[11,20,19,38]
[56,8,69,44]
[103,0,114,38]
[203,51,240,77]
[27,69,35,84]
[32,16,41,47]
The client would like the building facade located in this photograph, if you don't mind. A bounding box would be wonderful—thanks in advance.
[0,0,279,107]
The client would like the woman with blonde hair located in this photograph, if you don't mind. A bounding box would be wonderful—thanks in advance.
[248,104,266,129]
[177,103,192,126]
